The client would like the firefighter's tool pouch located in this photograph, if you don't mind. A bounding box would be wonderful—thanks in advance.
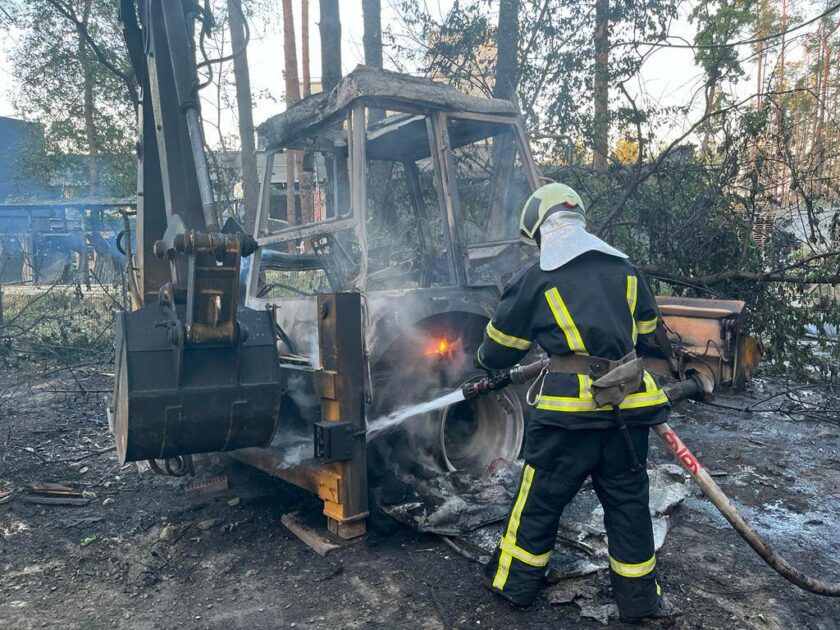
[590,354,644,408]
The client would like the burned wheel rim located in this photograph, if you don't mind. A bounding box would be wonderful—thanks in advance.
[439,387,524,474]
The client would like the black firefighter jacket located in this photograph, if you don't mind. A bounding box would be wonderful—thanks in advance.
[476,250,670,430]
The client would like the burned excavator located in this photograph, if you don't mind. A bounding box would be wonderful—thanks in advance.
[112,0,838,595]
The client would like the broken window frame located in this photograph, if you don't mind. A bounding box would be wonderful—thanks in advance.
[430,111,542,287]
[246,102,542,300]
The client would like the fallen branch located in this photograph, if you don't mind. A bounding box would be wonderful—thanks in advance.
[641,265,840,287]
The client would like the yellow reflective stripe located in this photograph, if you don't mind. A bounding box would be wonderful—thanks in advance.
[609,554,656,578]
[493,464,536,589]
[535,371,668,412]
[578,373,589,398]
[626,275,639,344]
[545,288,587,353]
[486,322,531,351]
[637,318,657,335]
[656,581,662,596]
[618,390,669,409]
[499,537,551,568]
[536,397,600,412]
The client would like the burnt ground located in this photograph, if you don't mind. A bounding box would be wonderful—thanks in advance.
[1,365,839,630]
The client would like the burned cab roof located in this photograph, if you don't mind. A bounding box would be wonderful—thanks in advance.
[258,65,520,151]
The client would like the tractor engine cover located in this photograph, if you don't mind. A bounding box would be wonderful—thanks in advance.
[112,303,282,464]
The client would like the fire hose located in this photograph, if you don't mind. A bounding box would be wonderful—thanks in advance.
[463,359,840,597]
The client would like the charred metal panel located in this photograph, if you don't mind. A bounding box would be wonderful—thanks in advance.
[653,296,760,391]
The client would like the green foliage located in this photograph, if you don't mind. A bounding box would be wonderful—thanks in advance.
[690,0,756,85]
[6,0,136,197]
[390,0,679,164]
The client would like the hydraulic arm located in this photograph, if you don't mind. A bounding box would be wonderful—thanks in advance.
[111,0,281,466]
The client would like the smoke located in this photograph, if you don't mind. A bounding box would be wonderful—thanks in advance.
[307,331,319,368]
[363,310,490,514]
[286,373,319,420]
[268,372,317,469]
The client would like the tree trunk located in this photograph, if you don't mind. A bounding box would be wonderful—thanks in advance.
[319,0,342,92]
[319,0,347,218]
[301,0,311,96]
[79,0,97,196]
[362,0,382,69]
[815,35,832,188]
[362,0,384,122]
[493,0,519,102]
[79,0,95,289]
[362,0,392,228]
[227,0,260,234]
[699,83,717,160]
[282,0,302,225]
[773,0,787,207]
[298,0,315,223]
[487,0,520,239]
[592,0,609,171]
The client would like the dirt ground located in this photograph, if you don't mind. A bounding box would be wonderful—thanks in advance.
[1,366,839,630]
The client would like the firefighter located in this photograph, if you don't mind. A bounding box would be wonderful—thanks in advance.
[476,183,681,622]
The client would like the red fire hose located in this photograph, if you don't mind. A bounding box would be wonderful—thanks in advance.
[478,361,840,596]
[653,421,840,596]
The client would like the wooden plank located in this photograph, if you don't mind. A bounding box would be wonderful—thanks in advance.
[281,512,342,557]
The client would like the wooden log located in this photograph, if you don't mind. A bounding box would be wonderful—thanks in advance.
[281,512,342,556]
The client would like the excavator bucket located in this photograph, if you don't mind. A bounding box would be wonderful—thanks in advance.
[112,302,282,465]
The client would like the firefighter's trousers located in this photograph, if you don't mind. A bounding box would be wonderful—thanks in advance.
[483,423,661,617]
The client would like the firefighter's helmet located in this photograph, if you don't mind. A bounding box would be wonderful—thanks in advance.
[519,183,585,244]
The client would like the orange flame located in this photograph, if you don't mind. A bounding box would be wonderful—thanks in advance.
[425,337,459,358]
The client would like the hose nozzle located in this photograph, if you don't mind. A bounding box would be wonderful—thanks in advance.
[461,358,550,401]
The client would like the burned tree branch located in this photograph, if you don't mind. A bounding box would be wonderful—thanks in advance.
[642,257,840,288]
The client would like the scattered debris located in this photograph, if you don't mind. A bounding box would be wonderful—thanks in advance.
[29,481,79,495]
[546,578,600,605]
[382,459,689,589]
[20,482,90,506]
[0,490,12,505]
[575,601,619,625]
[64,517,105,528]
[159,524,176,542]
[227,497,241,507]
[80,536,96,547]
[185,475,229,499]
[196,518,219,531]
[102,497,114,506]
[1,520,30,537]
[281,512,342,557]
